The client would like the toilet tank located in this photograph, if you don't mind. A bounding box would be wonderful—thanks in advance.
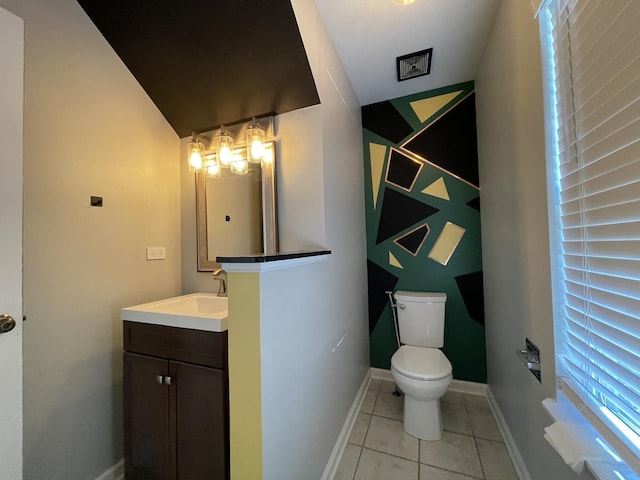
[394,291,447,347]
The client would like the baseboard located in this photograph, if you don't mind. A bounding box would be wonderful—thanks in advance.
[448,379,488,396]
[486,387,532,480]
[323,369,529,480]
[321,369,372,480]
[371,368,487,396]
[370,367,393,382]
[94,459,124,480]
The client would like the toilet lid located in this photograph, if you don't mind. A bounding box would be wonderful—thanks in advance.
[391,345,452,381]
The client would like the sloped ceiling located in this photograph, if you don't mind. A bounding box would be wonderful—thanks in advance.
[76,0,320,138]
[315,0,502,106]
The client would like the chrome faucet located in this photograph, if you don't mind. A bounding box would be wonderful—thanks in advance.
[212,269,227,297]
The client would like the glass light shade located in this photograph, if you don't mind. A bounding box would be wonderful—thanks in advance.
[214,128,234,166]
[204,155,220,178]
[187,138,204,172]
[246,123,265,163]
[230,156,248,175]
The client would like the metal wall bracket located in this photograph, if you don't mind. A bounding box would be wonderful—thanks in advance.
[516,338,541,382]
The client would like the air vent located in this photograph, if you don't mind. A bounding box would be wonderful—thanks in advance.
[396,48,433,82]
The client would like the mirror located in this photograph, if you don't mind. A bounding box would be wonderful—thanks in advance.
[196,141,278,271]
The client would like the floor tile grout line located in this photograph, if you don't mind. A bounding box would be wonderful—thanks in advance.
[472,435,487,480]
[350,444,363,480]
[353,380,509,480]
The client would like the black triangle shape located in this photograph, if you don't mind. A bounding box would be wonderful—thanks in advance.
[395,225,429,255]
[404,93,479,187]
[467,196,480,212]
[455,271,485,326]
[367,260,399,334]
[376,188,439,244]
[362,100,414,144]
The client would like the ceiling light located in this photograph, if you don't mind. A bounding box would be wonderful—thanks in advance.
[392,0,415,5]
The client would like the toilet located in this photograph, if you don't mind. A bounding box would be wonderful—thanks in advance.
[390,291,452,441]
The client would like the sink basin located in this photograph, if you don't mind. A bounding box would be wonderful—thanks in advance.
[121,293,228,332]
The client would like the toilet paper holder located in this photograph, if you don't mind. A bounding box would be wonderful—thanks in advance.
[516,338,541,382]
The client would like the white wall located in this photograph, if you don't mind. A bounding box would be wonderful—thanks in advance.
[475,0,593,478]
[0,1,181,479]
[257,2,369,478]
[0,7,24,480]
[179,1,368,476]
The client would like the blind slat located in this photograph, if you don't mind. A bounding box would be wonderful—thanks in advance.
[543,0,640,457]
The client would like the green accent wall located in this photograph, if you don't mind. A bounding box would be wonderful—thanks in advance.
[362,81,487,383]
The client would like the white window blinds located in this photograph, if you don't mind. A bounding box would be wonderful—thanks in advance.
[541,0,640,459]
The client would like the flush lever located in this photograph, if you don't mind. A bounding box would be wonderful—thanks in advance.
[398,303,406,310]
[0,314,16,334]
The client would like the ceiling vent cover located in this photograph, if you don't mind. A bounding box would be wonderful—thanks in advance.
[396,48,433,82]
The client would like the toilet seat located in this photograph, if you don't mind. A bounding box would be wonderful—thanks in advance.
[391,345,452,381]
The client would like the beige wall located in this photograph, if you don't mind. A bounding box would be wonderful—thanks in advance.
[0,1,181,479]
[475,0,593,478]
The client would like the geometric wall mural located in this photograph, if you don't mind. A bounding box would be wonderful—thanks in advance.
[403,93,480,188]
[376,188,439,245]
[428,221,466,266]
[362,81,486,383]
[422,177,450,200]
[394,224,430,256]
[385,148,423,192]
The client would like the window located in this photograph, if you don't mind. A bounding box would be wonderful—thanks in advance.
[540,0,640,469]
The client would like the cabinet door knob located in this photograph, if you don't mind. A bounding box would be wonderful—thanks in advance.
[164,376,172,385]
[156,375,164,384]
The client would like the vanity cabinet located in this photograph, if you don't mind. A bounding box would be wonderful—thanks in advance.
[123,321,229,480]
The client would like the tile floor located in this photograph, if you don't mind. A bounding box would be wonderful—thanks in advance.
[334,379,518,480]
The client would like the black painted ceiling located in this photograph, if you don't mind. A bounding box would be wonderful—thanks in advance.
[77,0,320,138]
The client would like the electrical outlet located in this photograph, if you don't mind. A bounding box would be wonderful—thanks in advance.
[146,247,166,260]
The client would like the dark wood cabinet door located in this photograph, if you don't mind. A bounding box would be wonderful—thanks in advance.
[124,352,173,480]
[170,361,229,480]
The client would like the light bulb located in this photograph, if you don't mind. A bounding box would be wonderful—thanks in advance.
[251,139,265,161]
[246,119,266,163]
[187,136,204,172]
[219,145,233,165]
[189,150,203,170]
[230,156,248,175]
[214,127,235,166]
[204,155,220,178]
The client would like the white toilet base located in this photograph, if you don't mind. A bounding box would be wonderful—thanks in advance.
[403,395,443,441]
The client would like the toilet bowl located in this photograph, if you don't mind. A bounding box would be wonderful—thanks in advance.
[391,344,452,441]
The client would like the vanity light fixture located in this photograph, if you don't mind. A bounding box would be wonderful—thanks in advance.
[187,133,205,172]
[246,117,266,163]
[189,116,275,178]
[392,0,415,4]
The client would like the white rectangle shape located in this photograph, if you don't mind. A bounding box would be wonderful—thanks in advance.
[146,247,166,260]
